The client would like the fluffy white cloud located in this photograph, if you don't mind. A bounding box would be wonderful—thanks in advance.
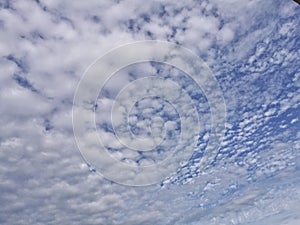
[0,0,299,224]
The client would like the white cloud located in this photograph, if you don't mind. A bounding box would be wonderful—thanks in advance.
[0,0,299,224]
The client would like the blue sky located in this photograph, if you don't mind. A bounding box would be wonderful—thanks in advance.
[0,0,299,224]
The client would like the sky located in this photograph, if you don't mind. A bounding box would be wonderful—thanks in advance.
[0,0,299,224]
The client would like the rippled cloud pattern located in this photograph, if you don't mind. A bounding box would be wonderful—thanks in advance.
[0,0,299,224]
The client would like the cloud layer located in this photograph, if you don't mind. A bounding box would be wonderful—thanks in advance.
[0,0,299,224]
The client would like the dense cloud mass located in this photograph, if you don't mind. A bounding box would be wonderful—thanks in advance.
[0,0,299,224]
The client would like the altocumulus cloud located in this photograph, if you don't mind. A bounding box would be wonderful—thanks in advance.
[0,0,299,224]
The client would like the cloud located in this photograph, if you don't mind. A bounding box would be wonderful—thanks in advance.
[0,0,299,224]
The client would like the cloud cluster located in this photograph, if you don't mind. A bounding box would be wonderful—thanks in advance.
[0,0,299,224]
